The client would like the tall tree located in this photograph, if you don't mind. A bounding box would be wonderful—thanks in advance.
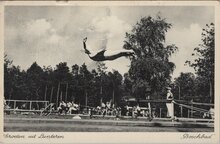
[4,54,13,99]
[186,23,214,103]
[87,69,100,107]
[53,62,71,104]
[96,62,108,105]
[42,66,54,102]
[72,64,79,76]
[69,64,80,102]
[26,62,44,100]
[107,70,123,106]
[123,73,133,97]
[54,62,71,82]
[173,72,196,101]
[78,63,93,106]
[123,16,178,99]
[4,55,32,101]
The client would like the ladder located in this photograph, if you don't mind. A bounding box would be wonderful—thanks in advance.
[40,103,55,116]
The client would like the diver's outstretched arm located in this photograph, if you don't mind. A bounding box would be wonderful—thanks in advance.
[83,37,91,54]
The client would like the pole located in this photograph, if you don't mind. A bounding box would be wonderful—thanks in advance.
[45,101,47,108]
[36,102,39,110]
[178,85,180,100]
[100,85,103,106]
[112,89,115,105]
[44,85,47,101]
[190,99,193,118]
[180,106,183,117]
[50,87,54,103]
[65,83,68,102]
[210,80,212,103]
[85,91,88,107]
[30,101,32,110]
[60,91,63,101]
[148,102,151,117]
[188,109,190,118]
[56,82,60,107]
[14,101,16,109]
[160,108,162,118]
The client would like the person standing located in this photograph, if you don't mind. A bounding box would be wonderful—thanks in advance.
[166,87,173,100]
[166,87,174,119]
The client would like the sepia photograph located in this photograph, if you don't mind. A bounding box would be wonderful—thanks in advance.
[1,1,219,143]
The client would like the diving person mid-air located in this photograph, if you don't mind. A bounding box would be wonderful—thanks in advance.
[83,37,134,61]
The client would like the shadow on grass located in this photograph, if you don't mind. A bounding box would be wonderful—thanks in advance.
[151,122,162,127]
[178,122,211,128]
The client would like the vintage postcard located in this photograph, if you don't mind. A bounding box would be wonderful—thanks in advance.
[0,1,219,144]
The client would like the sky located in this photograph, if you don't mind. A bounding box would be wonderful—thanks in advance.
[4,6,214,79]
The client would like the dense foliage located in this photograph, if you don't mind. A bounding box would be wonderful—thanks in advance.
[4,58,124,107]
[184,23,214,103]
[123,16,178,99]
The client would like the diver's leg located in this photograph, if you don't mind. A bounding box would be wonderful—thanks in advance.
[104,49,134,57]
[103,50,134,60]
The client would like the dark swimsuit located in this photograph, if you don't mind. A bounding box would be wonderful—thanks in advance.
[89,50,106,61]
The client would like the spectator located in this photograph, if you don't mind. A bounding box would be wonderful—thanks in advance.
[209,107,214,119]
[140,110,145,117]
[73,103,79,114]
[106,102,111,109]
[96,106,101,115]
[125,105,130,116]
[66,102,72,114]
[101,102,105,108]
[57,101,63,114]
[132,106,137,118]
[136,104,141,116]
[57,101,67,115]
[101,102,106,117]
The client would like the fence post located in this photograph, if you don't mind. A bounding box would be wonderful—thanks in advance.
[180,106,183,117]
[45,101,47,108]
[159,108,162,118]
[188,109,190,118]
[148,102,151,117]
[14,100,16,109]
[30,101,32,110]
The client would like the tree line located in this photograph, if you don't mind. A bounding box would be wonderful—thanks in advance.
[4,59,127,107]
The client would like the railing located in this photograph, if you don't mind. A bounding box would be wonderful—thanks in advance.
[5,99,49,112]
[4,99,214,120]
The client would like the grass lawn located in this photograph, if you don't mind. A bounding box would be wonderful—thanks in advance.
[4,114,214,132]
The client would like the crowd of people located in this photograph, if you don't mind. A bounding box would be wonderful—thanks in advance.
[55,100,154,119]
[88,102,122,118]
[56,101,122,117]
[124,105,155,118]
[57,101,80,115]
